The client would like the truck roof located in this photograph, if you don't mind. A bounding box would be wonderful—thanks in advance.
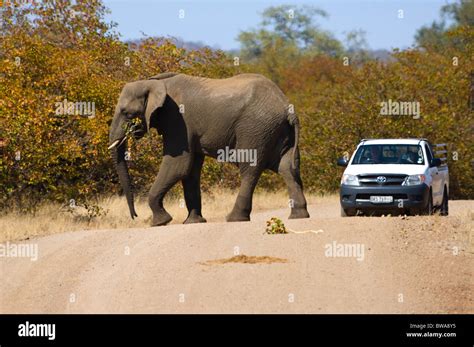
[359,138,428,145]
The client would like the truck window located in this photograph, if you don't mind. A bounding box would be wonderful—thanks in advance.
[352,144,425,165]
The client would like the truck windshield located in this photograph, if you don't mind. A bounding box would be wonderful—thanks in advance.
[352,144,424,165]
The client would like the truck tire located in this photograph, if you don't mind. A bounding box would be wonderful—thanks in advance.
[440,186,449,216]
[422,190,434,216]
[341,207,356,217]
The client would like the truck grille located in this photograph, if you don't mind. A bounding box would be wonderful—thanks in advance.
[357,174,407,186]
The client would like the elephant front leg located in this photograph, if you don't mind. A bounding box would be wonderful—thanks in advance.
[149,154,192,226]
[182,154,206,224]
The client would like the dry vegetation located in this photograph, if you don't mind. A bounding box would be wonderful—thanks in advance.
[0,189,330,242]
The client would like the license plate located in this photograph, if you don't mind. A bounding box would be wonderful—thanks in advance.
[370,196,393,204]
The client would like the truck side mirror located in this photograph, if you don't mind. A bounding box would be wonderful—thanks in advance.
[431,158,442,167]
[337,157,348,167]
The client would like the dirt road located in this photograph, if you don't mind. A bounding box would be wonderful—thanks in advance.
[1,198,472,313]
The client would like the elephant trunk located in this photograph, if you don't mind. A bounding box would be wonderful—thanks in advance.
[109,111,138,219]
[112,142,138,219]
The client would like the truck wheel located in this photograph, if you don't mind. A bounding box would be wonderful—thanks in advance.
[341,207,356,217]
[440,187,449,216]
[422,190,433,216]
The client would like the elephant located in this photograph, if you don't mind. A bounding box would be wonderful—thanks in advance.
[108,72,310,226]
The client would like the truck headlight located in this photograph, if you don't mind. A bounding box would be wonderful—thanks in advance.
[341,174,359,186]
[402,174,425,186]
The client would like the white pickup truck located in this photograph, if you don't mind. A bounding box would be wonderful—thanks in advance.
[337,138,449,217]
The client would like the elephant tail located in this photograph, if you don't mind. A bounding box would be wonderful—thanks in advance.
[287,112,300,170]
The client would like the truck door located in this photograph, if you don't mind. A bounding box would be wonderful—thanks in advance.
[425,143,442,204]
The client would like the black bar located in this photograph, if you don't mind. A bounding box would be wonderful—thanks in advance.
[0,314,472,346]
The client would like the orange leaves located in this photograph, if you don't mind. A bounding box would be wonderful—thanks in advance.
[2,0,471,211]
[0,0,237,210]
[277,28,473,198]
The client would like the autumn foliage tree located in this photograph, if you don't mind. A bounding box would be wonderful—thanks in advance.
[0,0,472,213]
[0,0,238,211]
[239,3,473,199]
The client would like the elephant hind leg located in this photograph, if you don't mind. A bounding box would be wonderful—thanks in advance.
[182,153,207,224]
[278,149,310,219]
[149,153,193,226]
[226,164,264,222]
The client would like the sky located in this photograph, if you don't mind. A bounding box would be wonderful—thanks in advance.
[103,0,448,51]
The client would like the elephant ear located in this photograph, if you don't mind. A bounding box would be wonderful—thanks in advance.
[144,80,167,132]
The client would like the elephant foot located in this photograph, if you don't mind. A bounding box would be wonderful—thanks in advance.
[289,208,310,219]
[151,210,173,226]
[183,210,207,224]
[226,210,250,222]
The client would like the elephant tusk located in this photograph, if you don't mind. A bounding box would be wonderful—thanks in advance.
[108,140,120,150]
[118,136,127,147]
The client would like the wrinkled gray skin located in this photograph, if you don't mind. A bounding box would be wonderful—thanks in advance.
[109,72,310,226]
